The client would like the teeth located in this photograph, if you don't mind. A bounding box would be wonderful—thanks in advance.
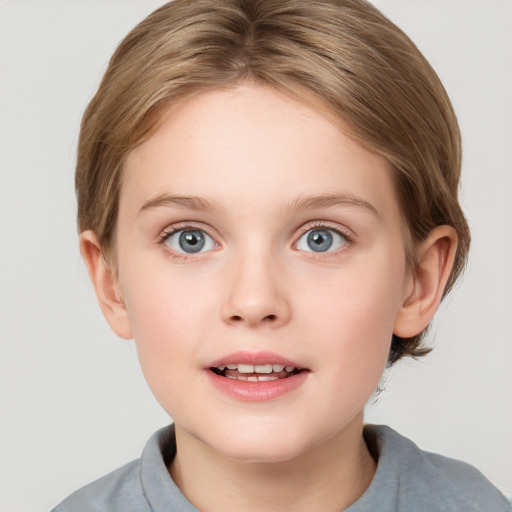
[255,364,273,373]
[227,374,280,382]
[237,364,254,374]
[216,363,298,374]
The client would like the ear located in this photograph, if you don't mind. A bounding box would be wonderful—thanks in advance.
[79,230,133,340]
[394,226,458,338]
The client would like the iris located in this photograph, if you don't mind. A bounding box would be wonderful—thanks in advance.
[179,230,206,253]
[307,229,334,252]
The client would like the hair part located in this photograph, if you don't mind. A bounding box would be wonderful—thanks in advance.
[76,0,470,364]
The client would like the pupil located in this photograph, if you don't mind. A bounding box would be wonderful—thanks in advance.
[179,230,205,253]
[307,229,332,252]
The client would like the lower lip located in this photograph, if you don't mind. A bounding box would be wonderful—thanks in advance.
[206,370,308,401]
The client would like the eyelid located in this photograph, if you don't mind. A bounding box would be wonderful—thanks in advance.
[297,220,354,240]
[158,222,221,258]
[293,221,354,254]
[159,221,218,241]
[156,220,353,260]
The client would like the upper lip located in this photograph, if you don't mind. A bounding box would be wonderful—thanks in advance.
[207,350,305,370]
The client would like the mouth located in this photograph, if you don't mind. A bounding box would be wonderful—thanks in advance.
[206,351,309,400]
[209,363,304,381]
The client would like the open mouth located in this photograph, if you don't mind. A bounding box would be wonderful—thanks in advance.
[210,363,304,382]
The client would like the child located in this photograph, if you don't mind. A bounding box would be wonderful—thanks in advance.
[53,0,510,510]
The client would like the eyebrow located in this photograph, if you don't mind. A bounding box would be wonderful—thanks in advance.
[283,193,380,218]
[137,192,380,218]
[138,194,225,216]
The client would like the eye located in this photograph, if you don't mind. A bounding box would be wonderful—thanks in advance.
[296,228,348,253]
[163,229,216,254]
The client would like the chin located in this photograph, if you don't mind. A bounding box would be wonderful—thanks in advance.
[217,436,309,464]
[175,403,364,465]
[197,417,321,464]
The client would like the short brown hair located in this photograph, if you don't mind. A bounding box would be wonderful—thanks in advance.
[76,0,470,364]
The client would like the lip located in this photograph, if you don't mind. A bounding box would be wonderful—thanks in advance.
[207,350,303,369]
[205,350,309,402]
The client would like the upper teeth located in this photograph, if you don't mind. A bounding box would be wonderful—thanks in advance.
[217,364,295,373]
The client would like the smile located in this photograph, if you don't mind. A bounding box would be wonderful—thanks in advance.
[210,363,302,381]
[206,352,309,401]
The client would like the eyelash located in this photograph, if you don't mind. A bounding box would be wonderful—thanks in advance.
[157,221,354,261]
[158,224,218,262]
[295,221,353,254]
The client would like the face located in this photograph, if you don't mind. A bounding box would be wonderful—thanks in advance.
[115,84,411,462]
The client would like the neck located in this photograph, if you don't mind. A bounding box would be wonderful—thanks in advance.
[169,415,376,512]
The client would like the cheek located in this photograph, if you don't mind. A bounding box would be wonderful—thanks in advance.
[119,265,216,389]
[121,254,214,331]
[304,300,394,421]
[300,254,406,377]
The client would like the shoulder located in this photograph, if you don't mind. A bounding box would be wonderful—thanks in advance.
[51,425,191,512]
[353,425,510,512]
[51,458,147,512]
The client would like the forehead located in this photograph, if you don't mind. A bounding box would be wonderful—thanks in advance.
[122,84,398,221]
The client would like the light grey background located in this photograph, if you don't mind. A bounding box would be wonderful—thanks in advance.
[0,1,511,510]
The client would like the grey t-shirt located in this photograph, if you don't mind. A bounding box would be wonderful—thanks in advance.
[52,424,510,512]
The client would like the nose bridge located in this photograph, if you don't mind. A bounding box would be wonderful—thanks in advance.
[221,241,290,328]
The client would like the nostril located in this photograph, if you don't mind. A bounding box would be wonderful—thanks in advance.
[229,314,277,323]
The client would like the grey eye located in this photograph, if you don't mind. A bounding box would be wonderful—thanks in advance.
[165,229,216,254]
[296,228,347,253]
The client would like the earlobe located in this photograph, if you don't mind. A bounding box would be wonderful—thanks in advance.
[394,226,458,338]
[79,231,133,340]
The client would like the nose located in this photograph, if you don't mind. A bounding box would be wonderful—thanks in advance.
[221,249,291,328]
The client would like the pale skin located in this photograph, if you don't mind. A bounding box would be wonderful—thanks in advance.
[81,84,457,511]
